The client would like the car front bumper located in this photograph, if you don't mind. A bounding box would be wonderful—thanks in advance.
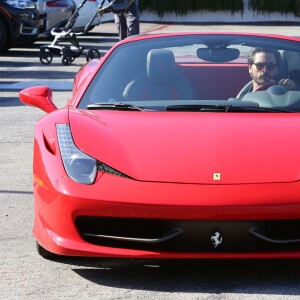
[33,170,300,259]
[10,9,46,43]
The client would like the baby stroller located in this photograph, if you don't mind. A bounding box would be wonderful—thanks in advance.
[39,0,133,66]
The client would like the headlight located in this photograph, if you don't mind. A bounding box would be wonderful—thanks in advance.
[56,124,97,184]
[5,0,36,8]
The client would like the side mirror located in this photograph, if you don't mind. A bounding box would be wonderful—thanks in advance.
[19,86,58,113]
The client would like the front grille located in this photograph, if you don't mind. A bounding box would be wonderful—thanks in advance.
[20,23,38,35]
[75,217,300,252]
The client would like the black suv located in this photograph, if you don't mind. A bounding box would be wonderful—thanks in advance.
[0,0,46,52]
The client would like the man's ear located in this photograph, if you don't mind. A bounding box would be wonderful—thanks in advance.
[248,65,254,79]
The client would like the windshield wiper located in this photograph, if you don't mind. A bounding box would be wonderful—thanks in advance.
[226,106,293,113]
[166,104,232,111]
[166,104,292,113]
[87,103,144,111]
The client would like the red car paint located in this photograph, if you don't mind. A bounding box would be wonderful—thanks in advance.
[19,32,300,259]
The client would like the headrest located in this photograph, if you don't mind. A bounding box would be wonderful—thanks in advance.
[274,54,288,81]
[283,50,300,72]
[282,51,300,82]
[147,49,175,85]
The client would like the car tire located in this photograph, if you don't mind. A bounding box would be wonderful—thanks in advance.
[0,18,8,53]
[36,241,56,259]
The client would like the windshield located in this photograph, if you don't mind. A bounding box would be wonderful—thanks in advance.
[78,34,300,112]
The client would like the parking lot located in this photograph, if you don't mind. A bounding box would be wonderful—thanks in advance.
[2,22,300,299]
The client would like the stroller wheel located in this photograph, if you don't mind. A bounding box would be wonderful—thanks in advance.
[40,49,53,65]
[86,49,101,62]
[62,55,73,66]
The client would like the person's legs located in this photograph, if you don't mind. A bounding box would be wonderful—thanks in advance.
[125,2,139,37]
[114,12,128,40]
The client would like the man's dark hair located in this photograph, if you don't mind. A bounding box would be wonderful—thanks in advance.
[248,48,281,66]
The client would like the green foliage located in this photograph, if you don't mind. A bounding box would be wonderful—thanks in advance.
[139,0,300,17]
[249,0,300,15]
[139,0,244,17]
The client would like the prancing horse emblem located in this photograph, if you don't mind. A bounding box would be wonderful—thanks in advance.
[213,173,221,180]
[211,232,222,248]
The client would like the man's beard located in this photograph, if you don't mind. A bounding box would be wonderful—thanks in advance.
[254,74,271,85]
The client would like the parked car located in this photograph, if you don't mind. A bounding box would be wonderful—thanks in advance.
[20,31,300,260]
[40,0,104,36]
[44,0,76,30]
[31,0,76,36]
[0,0,46,52]
[72,0,102,31]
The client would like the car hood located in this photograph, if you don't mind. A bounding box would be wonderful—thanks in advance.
[69,109,300,184]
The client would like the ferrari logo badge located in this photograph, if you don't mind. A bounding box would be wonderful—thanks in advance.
[211,232,222,248]
[213,173,221,180]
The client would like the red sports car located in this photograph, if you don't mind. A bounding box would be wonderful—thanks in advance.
[20,32,300,259]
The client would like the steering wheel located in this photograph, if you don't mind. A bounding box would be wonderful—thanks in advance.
[254,81,279,91]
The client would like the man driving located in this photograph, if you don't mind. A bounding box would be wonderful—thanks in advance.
[238,47,295,99]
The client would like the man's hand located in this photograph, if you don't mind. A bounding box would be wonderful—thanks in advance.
[279,78,295,90]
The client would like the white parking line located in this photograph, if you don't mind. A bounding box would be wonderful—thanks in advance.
[0,81,73,91]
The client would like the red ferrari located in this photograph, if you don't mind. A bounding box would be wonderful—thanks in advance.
[20,32,300,259]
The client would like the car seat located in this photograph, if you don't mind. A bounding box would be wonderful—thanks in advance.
[282,50,300,90]
[123,49,197,100]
